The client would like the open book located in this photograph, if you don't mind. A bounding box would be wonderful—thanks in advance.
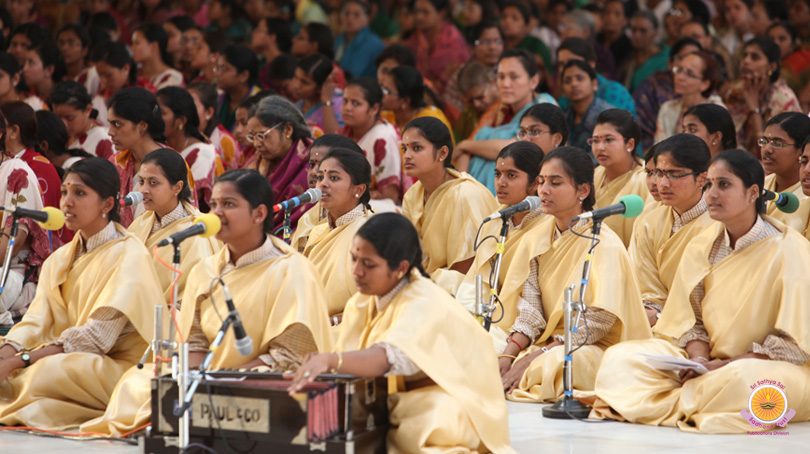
[640,353,709,375]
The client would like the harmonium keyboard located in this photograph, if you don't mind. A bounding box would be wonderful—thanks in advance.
[141,371,388,454]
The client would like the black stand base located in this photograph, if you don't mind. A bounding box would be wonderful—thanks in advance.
[542,397,592,420]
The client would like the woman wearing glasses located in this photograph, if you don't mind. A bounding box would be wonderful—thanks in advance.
[592,149,810,433]
[654,51,724,143]
[517,103,568,153]
[500,147,649,401]
[630,134,714,327]
[777,138,810,240]
[590,109,652,247]
[759,112,810,216]
[245,95,313,235]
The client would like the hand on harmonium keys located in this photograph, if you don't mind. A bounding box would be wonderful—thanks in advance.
[284,352,340,395]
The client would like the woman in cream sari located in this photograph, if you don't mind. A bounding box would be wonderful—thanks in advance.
[303,149,373,322]
[591,150,810,433]
[126,149,220,304]
[82,169,333,436]
[631,134,714,327]
[0,158,162,429]
[590,109,651,247]
[289,213,514,454]
[759,112,810,216]
[401,117,498,294]
[500,147,650,402]
[776,138,810,239]
[456,141,545,350]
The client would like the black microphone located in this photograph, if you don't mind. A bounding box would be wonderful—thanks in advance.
[485,196,541,222]
[156,214,221,247]
[0,206,65,230]
[572,194,645,222]
[120,191,144,207]
[221,282,253,356]
[762,189,800,213]
[272,188,322,212]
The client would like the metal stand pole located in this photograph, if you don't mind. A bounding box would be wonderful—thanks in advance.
[475,218,509,331]
[542,220,602,420]
[283,208,292,244]
[0,216,20,298]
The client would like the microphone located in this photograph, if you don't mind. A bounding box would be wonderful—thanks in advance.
[272,188,322,213]
[120,191,144,207]
[572,194,645,222]
[222,281,252,356]
[485,196,541,222]
[0,206,65,230]
[762,190,800,214]
[156,213,221,247]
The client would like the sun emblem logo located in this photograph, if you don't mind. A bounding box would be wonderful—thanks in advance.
[749,385,787,424]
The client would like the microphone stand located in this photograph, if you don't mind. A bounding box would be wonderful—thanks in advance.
[0,215,20,301]
[283,208,292,244]
[542,219,601,420]
[477,217,510,331]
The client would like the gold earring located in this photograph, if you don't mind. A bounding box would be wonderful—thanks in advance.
[397,271,404,279]
[179,124,183,131]
[102,212,106,219]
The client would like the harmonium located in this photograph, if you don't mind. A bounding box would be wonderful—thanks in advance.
[141,371,389,454]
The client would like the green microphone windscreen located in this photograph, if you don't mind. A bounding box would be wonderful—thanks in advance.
[777,191,800,214]
[619,194,645,218]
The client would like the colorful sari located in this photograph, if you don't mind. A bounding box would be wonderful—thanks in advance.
[406,21,471,98]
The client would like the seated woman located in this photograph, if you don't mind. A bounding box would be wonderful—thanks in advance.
[187,81,242,170]
[81,169,332,436]
[303,149,373,322]
[334,0,385,79]
[293,54,342,136]
[157,86,223,210]
[590,109,650,247]
[401,117,499,294]
[562,61,616,155]
[216,44,261,132]
[288,213,513,454]
[591,149,810,433]
[499,147,650,402]
[50,81,114,160]
[0,53,45,112]
[456,141,545,350]
[35,110,92,173]
[292,134,365,252]
[455,49,557,194]
[723,37,801,155]
[655,51,724,143]
[380,65,453,135]
[246,95,313,235]
[681,103,737,158]
[107,87,168,226]
[338,77,409,205]
[517,103,568,152]
[776,137,810,238]
[758,112,810,216]
[126,149,220,303]
[0,158,162,429]
[94,40,157,111]
[131,23,184,90]
[630,134,714,327]
[20,41,61,105]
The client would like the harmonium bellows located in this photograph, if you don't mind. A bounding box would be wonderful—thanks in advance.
[142,371,388,454]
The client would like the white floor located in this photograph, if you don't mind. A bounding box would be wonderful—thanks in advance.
[0,401,807,453]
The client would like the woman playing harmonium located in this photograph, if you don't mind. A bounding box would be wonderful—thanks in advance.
[302,149,373,323]
[456,141,545,351]
[630,134,714,327]
[499,147,650,402]
[0,158,163,429]
[82,169,333,436]
[126,149,220,304]
[401,117,498,294]
[591,149,810,433]
[590,109,651,247]
[288,213,514,454]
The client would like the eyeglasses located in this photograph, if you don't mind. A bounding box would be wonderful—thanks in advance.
[246,123,282,143]
[757,137,796,149]
[381,86,398,97]
[650,170,700,181]
[671,66,703,80]
[474,38,504,47]
[586,136,621,147]
[517,129,550,140]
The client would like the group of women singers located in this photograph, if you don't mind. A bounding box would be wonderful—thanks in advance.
[0,105,808,452]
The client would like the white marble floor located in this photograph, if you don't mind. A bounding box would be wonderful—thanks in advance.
[0,401,807,453]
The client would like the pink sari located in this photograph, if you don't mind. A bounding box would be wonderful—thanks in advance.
[406,21,471,98]
[249,138,312,237]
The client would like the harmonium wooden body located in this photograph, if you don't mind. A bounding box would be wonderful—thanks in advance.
[141,371,389,454]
